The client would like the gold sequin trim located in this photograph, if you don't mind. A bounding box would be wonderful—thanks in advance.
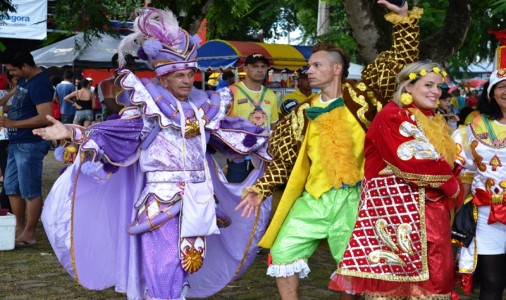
[385,162,452,188]
[344,82,370,128]
[291,103,309,142]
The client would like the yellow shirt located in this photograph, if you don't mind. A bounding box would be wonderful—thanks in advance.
[304,96,366,198]
[228,82,279,128]
[281,89,316,104]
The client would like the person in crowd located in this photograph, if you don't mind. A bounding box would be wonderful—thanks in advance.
[74,77,81,90]
[436,89,459,131]
[236,1,422,299]
[466,90,479,109]
[64,78,95,127]
[451,88,466,112]
[329,61,463,299]
[86,77,95,94]
[226,53,279,183]
[50,76,62,122]
[458,82,487,127]
[54,70,75,125]
[97,53,136,120]
[280,72,316,116]
[33,7,272,300]
[453,67,506,300]
[216,70,236,90]
[0,73,17,212]
[0,49,53,247]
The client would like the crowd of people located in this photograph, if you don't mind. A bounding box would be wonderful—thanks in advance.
[0,0,505,299]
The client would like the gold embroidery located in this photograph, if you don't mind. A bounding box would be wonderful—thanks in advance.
[356,82,367,92]
[368,90,383,112]
[367,250,406,266]
[397,223,414,256]
[291,103,309,142]
[485,179,506,205]
[471,140,487,172]
[455,143,466,165]
[374,219,399,252]
[490,154,502,171]
[344,82,370,128]
[378,166,393,175]
[386,162,452,188]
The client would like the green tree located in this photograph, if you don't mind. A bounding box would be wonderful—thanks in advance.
[1,0,505,73]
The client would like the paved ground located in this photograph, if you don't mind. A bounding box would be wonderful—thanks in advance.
[0,154,484,299]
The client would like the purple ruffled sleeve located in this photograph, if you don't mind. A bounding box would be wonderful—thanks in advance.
[81,116,144,166]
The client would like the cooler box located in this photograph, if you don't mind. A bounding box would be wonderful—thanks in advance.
[0,213,16,250]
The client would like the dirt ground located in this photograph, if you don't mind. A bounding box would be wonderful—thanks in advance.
[0,152,343,299]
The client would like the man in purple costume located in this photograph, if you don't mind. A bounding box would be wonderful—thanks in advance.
[33,7,272,300]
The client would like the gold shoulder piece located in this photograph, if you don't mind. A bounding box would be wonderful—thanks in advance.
[291,103,310,142]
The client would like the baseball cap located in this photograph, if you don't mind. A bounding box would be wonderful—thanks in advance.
[281,99,299,115]
[245,53,269,66]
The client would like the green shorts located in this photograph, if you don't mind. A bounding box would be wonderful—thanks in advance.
[270,186,360,266]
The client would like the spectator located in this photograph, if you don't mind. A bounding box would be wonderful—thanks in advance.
[436,89,459,131]
[280,72,316,116]
[97,53,135,120]
[64,78,95,127]
[0,49,53,247]
[54,70,76,125]
[227,53,279,183]
[215,71,235,90]
[0,73,16,212]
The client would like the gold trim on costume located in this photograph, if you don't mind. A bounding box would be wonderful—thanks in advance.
[385,162,452,188]
[291,103,309,142]
[345,82,371,128]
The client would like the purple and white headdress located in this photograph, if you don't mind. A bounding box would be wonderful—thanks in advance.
[118,7,200,77]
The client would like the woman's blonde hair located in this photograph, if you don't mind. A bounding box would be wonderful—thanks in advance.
[392,61,444,106]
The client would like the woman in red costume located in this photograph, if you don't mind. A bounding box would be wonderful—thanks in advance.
[329,61,463,299]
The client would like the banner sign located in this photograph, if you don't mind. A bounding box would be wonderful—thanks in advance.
[0,0,47,40]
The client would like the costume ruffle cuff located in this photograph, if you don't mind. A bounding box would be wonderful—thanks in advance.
[385,7,423,24]
[66,124,87,143]
[266,258,310,279]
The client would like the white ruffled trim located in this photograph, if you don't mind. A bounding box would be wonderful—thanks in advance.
[266,258,310,278]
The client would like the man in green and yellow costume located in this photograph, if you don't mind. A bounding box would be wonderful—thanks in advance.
[236,1,422,299]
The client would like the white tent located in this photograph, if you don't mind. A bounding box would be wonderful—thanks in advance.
[31,33,142,69]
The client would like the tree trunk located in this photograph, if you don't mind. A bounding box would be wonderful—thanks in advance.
[344,0,471,65]
[419,0,471,64]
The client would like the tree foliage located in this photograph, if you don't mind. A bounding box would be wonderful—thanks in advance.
[0,0,505,74]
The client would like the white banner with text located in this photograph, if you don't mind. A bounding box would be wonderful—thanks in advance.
[0,0,47,40]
